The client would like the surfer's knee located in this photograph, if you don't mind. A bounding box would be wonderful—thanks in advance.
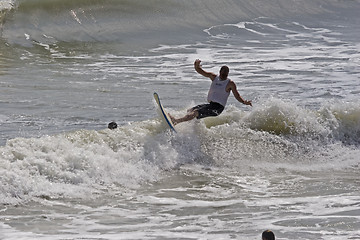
[186,110,198,120]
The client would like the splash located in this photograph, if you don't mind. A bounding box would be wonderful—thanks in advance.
[1,98,359,205]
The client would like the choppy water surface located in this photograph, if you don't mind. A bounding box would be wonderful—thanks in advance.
[1,0,360,239]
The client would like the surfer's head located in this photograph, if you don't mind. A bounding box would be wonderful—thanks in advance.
[219,65,229,80]
[262,230,275,240]
[108,121,117,130]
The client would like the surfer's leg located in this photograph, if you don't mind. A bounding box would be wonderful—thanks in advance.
[169,110,198,125]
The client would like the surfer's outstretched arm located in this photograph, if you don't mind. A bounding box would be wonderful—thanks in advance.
[194,59,216,81]
[227,81,252,106]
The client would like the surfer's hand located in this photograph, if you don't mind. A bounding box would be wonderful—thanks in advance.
[194,59,201,67]
[244,100,252,106]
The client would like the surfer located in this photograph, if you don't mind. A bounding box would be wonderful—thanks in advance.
[262,230,275,240]
[170,59,252,125]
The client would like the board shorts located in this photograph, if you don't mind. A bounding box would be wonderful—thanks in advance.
[191,102,225,119]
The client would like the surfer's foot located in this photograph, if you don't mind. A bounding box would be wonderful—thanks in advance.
[168,114,178,125]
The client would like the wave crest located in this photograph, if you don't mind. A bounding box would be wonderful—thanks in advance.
[2,0,359,46]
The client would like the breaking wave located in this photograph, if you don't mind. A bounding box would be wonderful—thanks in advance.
[1,99,359,205]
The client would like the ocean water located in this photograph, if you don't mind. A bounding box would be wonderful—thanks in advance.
[1,0,360,239]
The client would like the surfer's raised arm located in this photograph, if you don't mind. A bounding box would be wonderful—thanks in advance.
[194,59,216,81]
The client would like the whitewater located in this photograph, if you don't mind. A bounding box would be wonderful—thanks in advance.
[1,0,360,239]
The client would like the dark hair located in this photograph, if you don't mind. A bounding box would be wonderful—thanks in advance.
[262,230,275,240]
[220,65,229,74]
[219,65,229,79]
[108,121,117,129]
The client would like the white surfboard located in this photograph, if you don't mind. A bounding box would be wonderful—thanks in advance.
[153,92,176,133]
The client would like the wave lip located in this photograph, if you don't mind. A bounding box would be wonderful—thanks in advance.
[0,0,15,11]
[2,0,360,46]
[244,99,360,145]
[0,0,15,25]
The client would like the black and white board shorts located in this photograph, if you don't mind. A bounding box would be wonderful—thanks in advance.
[190,102,224,119]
